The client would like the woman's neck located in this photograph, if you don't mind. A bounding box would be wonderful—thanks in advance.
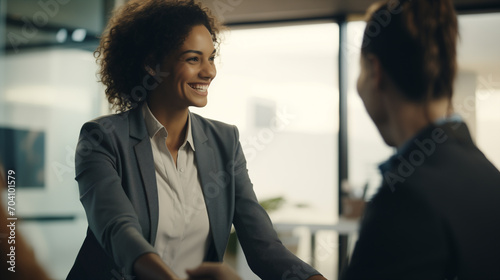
[147,100,189,151]
[385,97,451,148]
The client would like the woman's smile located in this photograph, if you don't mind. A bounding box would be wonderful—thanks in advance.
[188,83,210,95]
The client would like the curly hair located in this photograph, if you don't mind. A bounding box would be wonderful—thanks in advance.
[95,0,222,112]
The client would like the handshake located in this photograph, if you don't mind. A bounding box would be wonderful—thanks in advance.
[185,263,241,280]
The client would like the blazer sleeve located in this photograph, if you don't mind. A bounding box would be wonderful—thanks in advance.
[230,126,322,280]
[340,186,451,280]
[75,120,156,274]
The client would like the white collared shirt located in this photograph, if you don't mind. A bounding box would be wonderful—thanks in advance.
[142,103,210,278]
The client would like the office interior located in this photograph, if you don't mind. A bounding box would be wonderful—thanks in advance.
[0,0,499,279]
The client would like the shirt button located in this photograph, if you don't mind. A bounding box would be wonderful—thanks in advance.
[179,168,185,172]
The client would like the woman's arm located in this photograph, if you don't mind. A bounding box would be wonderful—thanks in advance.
[75,120,158,275]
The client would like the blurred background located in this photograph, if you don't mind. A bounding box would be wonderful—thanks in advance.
[0,0,499,279]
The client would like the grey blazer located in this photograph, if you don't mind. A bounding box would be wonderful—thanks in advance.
[67,106,320,280]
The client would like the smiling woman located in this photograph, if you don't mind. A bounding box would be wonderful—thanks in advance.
[148,25,217,118]
[67,1,326,280]
[95,0,221,113]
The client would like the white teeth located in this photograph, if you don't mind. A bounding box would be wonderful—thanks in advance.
[189,84,209,92]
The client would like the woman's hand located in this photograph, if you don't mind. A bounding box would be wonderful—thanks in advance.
[186,262,241,280]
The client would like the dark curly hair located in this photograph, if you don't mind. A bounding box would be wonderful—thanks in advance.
[95,0,222,112]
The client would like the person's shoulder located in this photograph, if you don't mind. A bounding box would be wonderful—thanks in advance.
[81,109,135,130]
[77,109,139,144]
[88,110,131,125]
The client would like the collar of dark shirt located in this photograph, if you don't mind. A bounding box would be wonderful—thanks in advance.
[378,114,463,175]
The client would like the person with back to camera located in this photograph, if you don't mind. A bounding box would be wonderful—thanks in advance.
[340,0,500,279]
[66,0,327,279]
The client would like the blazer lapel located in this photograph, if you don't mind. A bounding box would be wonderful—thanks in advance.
[129,107,159,244]
[190,113,225,260]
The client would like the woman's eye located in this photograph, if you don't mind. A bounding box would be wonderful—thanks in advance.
[187,57,199,62]
[209,56,216,61]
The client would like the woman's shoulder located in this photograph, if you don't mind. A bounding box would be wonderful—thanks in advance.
[78,108,137,140]
[87,110,132,125]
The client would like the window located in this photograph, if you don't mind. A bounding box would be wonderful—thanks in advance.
[192,22,340,225]
[457,13,500,169]
[191,22,340,278]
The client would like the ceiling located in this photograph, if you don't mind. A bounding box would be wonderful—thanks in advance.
[2,0,500,80]
[2,0,113,52]
[2,0,500,52]
[202,0,500,24]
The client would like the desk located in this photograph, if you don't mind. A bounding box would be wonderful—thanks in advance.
[274,217,360,270]
[274,217,359,235]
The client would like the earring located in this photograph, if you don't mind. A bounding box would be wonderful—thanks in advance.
[145,65,156,76]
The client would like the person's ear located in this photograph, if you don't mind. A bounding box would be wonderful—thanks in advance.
[365,54,384,90]
[144,65,156,76]
[143,55,157,76]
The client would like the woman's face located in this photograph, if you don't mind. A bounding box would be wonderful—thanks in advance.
[357,54,390,139]
[155,25,217,109]
[357,54,380,123]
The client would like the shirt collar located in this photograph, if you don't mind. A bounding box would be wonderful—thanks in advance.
[142,103,163,139]
[433,113,463,126]
[142,103,195,151]
[184,114,195,151]
[378,114,463,175]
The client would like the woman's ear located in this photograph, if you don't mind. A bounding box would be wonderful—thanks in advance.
[144,55,157,76]
[365,54,384,90]
[144,65,156,76]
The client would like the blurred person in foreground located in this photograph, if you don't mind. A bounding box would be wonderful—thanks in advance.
[194,0,500,279]
[341,0,500,279]
[66,0,326,279]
